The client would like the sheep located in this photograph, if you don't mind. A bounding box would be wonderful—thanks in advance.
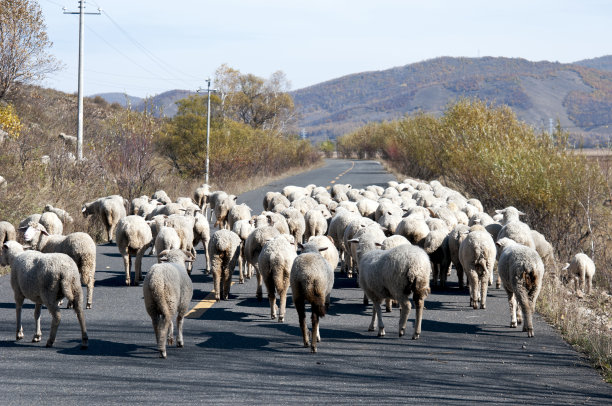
[304,207,328,241]
[23,223,97,309]
[562,253,596,296]
[245,225,281,300]
[258,235,297,321]
[0,220,16,245]
[264,192,290,212]
[281,207,306,245]
[290,197,318,215]
[44,204,74,224]
[395,215,429,246]
[232,219,254,283]
[82,195,127,243]
[143,249,194,358]
[115,215,153,286]
[530,229,556,273]
[447,224,470,289]
[290,250,334,353]
[152,190,172,205]
[331,183,351,202]
[208,191,228,222]
[227,203,252,231]
[496,238,544,337]
[423,229,451,288]
[214,194,237,230]
[164,215,196,274]
[208,229,242,301]
[39,211,63,235]
[265,212,290,235]
[497,220,535,251]
[352,233,431,339]
[175,197,201,215]
[327,208,359,273]
[155,226,181,263]
[380,235,410,251]
[146,202,186,220]
[300,235,339,271]
[0,174,6,191]
[193,183,211,209]
[192,212,211,273]
[58,132,77,148]
[356,198,379,219]
[458,228,497,309]
[2,241,88,349]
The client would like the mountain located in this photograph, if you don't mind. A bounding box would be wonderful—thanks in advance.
[291,56,612,146]
[93,89,195,117]
[574,55,612,73]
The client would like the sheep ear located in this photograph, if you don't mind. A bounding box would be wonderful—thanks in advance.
[318,247,328,252]
[561,263,570,271]
[159,250,169,257]
[518,210,526,216]
[81,207,86,213]
[18,226,28,231]
[233,196,238,201]
[297,243,304,250]
[375,242,383,247]
[160,256,169,262]
[41,229,49,236]
[348,238,359,244]
[495,209,503,214]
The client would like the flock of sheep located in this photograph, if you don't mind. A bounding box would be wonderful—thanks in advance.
[0,175,597,357]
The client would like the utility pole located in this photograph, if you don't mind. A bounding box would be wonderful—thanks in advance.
[197,79,218,185]
[64,1,100,160]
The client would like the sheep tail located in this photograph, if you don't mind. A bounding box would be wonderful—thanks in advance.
[60,272,76,304]
[311,280,327,318]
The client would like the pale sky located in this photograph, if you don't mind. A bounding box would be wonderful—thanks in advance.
[37,0,612,98]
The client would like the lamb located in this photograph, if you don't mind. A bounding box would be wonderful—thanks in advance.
[115,215,153,286]
[281,207,306,245]
[143,249,194,358]
[562,253,596,296]
[227,203,252,231]
[192,212,211,273]
[304,206,328,241]
[208,229,242,301]
[213,194,237,229]
[23,223,96,309]
[300,236,339,272]
[82,195,127,243]
[232,219,255,283]
[44,204,74,224]
[458,227,497,309]
[496,238,544,337]
[258,235,297,321]
[2,241,88,349]
[151,190,172,205]
[39,211,63,235]
[352,233,431,339]
[290,250,334,353]
[155,226,181,263]
[164,215,196,274]
[193,183,211,209]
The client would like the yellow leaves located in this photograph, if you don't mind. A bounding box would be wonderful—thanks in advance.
[0,103,22,139]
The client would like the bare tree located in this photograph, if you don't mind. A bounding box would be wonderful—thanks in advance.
[0,0,61,100]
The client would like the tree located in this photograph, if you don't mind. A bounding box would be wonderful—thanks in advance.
[214,64,296,134]
[0,0,60,100]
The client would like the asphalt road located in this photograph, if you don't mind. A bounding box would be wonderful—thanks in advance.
[0,159,610,404]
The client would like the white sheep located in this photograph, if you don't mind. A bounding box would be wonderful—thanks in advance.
[115,215,153,286]
[192,212,211,273]
[281,207,306,245]
[562,253,596,296]
[82,195,127,243]
[22,223,97,309]
[213,194,237,230]
[352,233,431,339]
[164,215,196,274]
[58,132,77,147]
[155,226,181,263]
[0,174,6,191]
[152,190,172,205]
[496,238,544,337]
[530,229,556,273]
[227,203,252,231]
[290,250,334,353]
[193,183,211,209]
[447,224,470,289]
[208,229,242,301]
[39,211,63,235]
[143,249,194,358]
[304,206,328,241]
[232,219,254,283]
[459,227,497,309]
[258,235,297,321]
[0,220,16,251]
[44,204,74,224]
[300,235,339,272]
[245,225,281,301]
[1,241,88,349]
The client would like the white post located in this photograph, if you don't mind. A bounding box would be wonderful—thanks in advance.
[206,78,211,185]
[76,1,85,160]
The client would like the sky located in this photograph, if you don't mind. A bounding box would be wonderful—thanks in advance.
[36,0,612,98]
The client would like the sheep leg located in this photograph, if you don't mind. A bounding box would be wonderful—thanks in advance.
[86,279,94,310]
[15,295,24,341]
[586,275,592,295]
[456,263,465,289]
[467,270,478,309]
[479,275,489,309]
[255,267,263,301]
[267,281,277,320]
[516,285,534,337]
[222,268,232,300]
[412,293,425,340]
[278,289,288,322]
[213,268,221,302]
[135,245,149,284]
[494,262,501,289]
[157,316,171,358]
[123,253,132,286]
[398,300,411,337]
[45,304,61,348]
[385,298,392,313]
[505,288,518,328]
[176,315,184,348]
[311,312,320,353]
[373,300,385,337]
[32,303,43,342]
[238,252,245,284]
[295,297,309,348]
[73,298,88,350]
[167,320,175,346]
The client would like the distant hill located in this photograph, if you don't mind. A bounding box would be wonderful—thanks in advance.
[94,56,612,147]
[94,89,195,118]
[291,56,612,146]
